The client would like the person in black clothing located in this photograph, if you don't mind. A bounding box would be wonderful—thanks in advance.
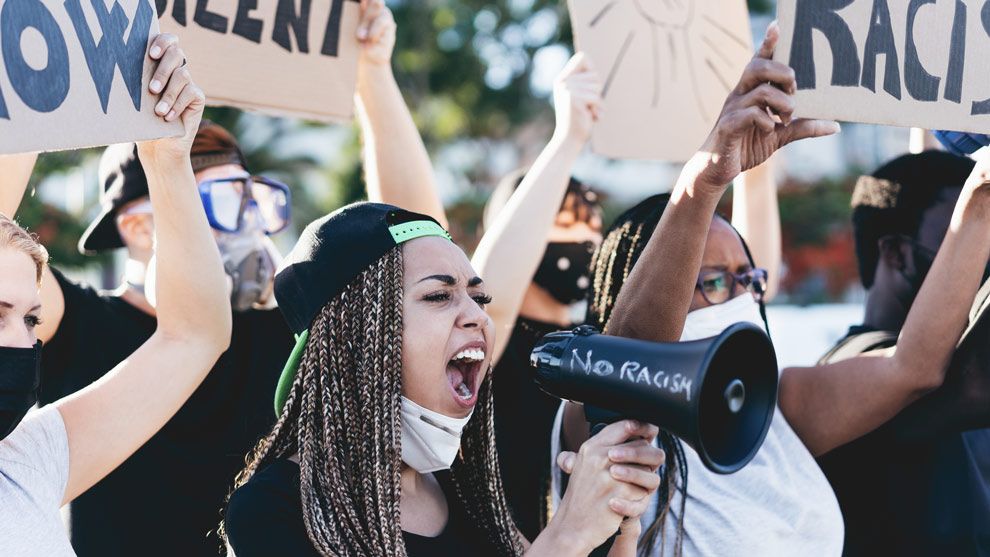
[224,202,666,557]
[818,150,990,555]
[0,3,442,555]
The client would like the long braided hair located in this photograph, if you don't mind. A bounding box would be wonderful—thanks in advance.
[226,245,523,556]
[586,194,687,557]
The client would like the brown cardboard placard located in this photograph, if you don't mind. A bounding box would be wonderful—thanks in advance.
[0,0,180,155]
[568,0,752,162]
[775,0,990,133]
[157,0,360,123]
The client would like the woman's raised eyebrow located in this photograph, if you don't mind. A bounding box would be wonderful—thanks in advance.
[417,274,457,285]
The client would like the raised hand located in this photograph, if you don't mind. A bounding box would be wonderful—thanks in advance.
[553,52,604,146]
[694,23,840,192]
[139,34,205,160]
[356,0,396,67]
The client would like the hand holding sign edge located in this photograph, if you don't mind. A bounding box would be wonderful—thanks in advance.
[137,33,205,162]
[691,22,841,194]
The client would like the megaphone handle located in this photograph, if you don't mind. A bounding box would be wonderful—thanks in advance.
[587,420,623,557]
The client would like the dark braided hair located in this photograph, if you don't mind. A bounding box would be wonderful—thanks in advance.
[225,245,523,556]
[585,194,687,556]
[587,193,771,555]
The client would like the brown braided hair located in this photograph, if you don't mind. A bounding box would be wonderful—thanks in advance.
[225,244,524,556]
[586,194,687,557]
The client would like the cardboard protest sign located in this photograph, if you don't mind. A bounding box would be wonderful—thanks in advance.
[156,0,360,122]
[568,0,753,162]
[0,0,180,155]
[776,0,990,133]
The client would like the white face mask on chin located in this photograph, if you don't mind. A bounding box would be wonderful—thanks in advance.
[680,293,766,342]
[400,396,473,473]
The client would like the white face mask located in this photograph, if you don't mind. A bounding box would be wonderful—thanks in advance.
[400,396,473,473]
[680,293,766,342]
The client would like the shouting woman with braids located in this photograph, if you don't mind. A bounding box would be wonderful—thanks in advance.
[223,202,665,556]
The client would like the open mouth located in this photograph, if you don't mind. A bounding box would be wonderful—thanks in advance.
[446,347,484,405]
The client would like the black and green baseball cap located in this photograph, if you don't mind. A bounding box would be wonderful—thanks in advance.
[273,202,451,415]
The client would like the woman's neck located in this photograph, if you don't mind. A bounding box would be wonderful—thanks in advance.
[398,463,448,537]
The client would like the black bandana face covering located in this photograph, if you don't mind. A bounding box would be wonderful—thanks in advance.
[533,241,596,305]
[0,341,43,441]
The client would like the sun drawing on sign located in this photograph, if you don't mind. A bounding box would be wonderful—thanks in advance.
[587,0,750,124]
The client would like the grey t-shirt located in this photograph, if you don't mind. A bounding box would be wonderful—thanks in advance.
[0,405,75,557]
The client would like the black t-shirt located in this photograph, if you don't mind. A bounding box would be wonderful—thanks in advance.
[492,316,567,541]
[225,459,501,556]
[41,268,295,557]
[818,326,990,556]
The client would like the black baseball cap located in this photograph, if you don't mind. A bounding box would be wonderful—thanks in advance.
[273,202,451,415]
[78,143,149,254]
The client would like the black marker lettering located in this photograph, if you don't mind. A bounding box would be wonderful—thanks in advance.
[272,0,311,53]
[973,0,990,114]
[64,0,152,113]
[790,0,860,89]
[194,0,226,33]
[861,0,901,99]
[170,0,186,26]
[232,0,263,43]
[904,0,940,101]
[320,0,344,56]
[944,0,967,103]
[1,0,70,113]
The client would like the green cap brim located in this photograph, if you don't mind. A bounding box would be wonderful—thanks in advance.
[274,329,309,416]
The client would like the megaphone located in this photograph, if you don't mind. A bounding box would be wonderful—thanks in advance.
[529,322,778,474]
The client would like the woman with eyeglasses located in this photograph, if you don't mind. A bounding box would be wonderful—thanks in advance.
[552,25,990,556]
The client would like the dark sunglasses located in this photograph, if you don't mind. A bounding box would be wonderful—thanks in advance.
[695,268,768,305]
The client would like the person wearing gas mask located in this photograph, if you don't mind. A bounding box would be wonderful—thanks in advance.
[0,2,438,555]
[0,36,232,556]
[553,25,990,556]
[469,52,782,540]
[816,151,990,555]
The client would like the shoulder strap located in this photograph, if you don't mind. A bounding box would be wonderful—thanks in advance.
[818,330,899,365]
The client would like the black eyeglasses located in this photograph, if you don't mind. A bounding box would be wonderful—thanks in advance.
[695,268,768,305]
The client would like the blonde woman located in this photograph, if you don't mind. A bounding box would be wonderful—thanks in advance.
[0,37,231,556]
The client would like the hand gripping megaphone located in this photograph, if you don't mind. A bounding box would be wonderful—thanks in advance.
[530,322,778,473]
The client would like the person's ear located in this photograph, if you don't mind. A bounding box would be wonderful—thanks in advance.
[117,213,155,251]
[878,236,911,274]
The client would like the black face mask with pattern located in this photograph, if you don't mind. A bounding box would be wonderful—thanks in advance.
[533,241,596,305]
[0,341,42,441]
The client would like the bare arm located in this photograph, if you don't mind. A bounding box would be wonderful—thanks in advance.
[779,156,990,456]
[473,53,602,362]
[56,36,231,504]
[354,0,446,228]
[606,25,837,343]
[732,154,781,301]
[0,153,65,343]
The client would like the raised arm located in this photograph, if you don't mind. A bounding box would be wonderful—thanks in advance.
[354,0,446,227]
[56,35,231,504]
[605,25,837,342]
[0,154,65,343]
[779,155,990,456]
[473,53,602,362]
[732,154,782,301]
